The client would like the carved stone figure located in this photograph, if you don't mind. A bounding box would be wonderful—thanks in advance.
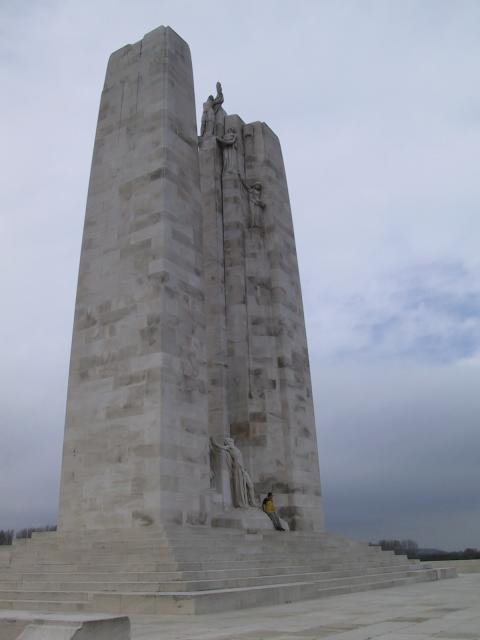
[212,81,226,136]
[210,437,258,508]
[200,95,215,137]
[212,81,224,112]
[209,443,217,487]
[247,182,266,228]
[217,128,238,174]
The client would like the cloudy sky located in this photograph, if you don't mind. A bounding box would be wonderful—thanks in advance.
[1,1,479,550]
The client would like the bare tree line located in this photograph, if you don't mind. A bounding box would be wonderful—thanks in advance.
[0,525,57,545]
[371,539,480,561]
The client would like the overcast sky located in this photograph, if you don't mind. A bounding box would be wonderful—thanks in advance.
[1,0,479,550]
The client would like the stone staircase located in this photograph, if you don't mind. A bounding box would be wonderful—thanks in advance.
[0,526,456,614]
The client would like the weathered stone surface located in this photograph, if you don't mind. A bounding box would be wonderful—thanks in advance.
[0,613,129,640]
[58,26,209,532]
[58,24,324,535]
[201,108,324,530]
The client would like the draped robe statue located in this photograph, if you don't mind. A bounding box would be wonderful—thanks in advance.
[210,437,258,508]
[217,129,238,174]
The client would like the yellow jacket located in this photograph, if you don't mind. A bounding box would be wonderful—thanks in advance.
[262,497,275,513]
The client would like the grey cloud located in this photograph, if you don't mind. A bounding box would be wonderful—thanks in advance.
[314,362,480,549]
[305,259,480,365]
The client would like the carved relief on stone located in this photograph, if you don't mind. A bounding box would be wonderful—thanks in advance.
[209,443,217,488]
[210,437,258,508]
[212,81,224,113]
[246,182,266,228]
[200,95,215,137]
[217,128,238,175]
[214,82,226,136]
[201,82,225,138]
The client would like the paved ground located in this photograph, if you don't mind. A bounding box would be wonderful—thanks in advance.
[130,574,480,639]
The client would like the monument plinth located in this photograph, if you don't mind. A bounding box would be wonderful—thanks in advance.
[0,26,455,618]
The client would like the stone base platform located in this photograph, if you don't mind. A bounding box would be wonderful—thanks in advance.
[0,525,456,616]
[0,612,130,640]
[129,574,480,639]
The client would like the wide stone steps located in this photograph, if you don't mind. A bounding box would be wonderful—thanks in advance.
[3,556,415,568]
[15,551,396,566]
[0,590,90,602]
[13,562,418,587]
[6,553,390,569]
[11,529,367,547]
[7,539,378,552]
[0,567,419,598]
[0,528,456,614]
[7,542,380,559]
[7,536,387,555]
[3,557,413,578]
[0,569,447,615]
[0,599,89,613]
[45,568,430,593]
[4,565,424,594]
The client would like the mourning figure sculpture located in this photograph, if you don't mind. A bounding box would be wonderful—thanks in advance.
[210,437,258,508]
[212,81,224,112]
[217,128,238,174]
[247,182,266,228]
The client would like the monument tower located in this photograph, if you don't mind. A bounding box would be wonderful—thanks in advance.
[58,26,211,533]
[58,25,323,533]
[0,26,453,617]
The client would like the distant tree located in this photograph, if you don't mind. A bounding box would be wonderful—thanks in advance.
[0,530,14,545]
[373,541,480,562]
[377,539,400,552]
[15,525,57,540]
[375,539,419,559]
[402,539,419,557]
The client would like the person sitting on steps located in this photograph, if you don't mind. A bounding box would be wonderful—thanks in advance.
[262,492,285,531]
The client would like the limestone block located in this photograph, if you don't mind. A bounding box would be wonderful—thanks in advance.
[0,614,129,640]
[210,508,290,531]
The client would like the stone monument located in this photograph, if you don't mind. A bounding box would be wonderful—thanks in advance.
[58,24,323,534]
[0,26,455,617]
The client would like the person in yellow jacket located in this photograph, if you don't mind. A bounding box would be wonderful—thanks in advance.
[262,492,285,531]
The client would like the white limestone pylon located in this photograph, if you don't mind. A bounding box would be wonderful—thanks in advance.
[58,26,210,532]
[200,112,324,531]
